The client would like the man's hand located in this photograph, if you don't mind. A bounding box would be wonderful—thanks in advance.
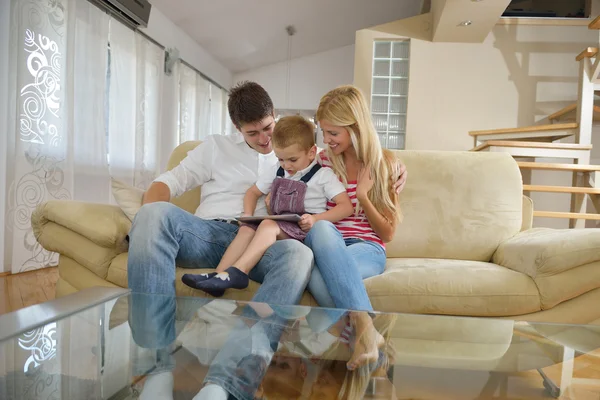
[142,182,170,205]
[356,165,375,202]
[393,162,407,194]
[298,214,316,232]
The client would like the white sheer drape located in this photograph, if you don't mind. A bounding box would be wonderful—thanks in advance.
[178,61,211,142]
[223,88,233,135]
[4,0,163,273]
[108,21,163,189]
[210,84,223,136]
[5,0,111,273]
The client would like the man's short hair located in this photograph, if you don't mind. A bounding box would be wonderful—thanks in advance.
[272,115,316,151]
[228,81,274,128]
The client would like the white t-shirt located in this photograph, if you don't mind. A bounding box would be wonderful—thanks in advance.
[255,159,346,214]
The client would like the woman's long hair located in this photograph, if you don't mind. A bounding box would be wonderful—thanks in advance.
[316,85,401,223]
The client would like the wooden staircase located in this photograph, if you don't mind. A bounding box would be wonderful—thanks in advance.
[469,18,600,228]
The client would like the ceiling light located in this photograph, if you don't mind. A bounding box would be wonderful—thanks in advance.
[458,20,473,26]
[471,0,483,2]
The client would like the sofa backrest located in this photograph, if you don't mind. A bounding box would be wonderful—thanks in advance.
[386,150,522,262]
[167,140,202,214]
[167,142,524,262]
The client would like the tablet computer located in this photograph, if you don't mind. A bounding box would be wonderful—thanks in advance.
[236,214,302,223]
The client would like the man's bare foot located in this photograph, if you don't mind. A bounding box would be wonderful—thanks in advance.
[347,313,385,371]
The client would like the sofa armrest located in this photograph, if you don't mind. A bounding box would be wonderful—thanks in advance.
[492,228,600,278]
[32,200,131,251]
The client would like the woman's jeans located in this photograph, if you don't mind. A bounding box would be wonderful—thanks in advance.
[304,220,386,332]
[127,202,314,400]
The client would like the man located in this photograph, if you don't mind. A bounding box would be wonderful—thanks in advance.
[128,81,314,400]
[127,81,407,400]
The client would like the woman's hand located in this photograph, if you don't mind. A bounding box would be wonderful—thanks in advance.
[265,192,272,215]
[393,162,407,194]
[356,165,375,202]
[299,214,316,232]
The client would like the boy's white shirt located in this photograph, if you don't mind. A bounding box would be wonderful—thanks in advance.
[153,133,279,220]
[255,158,346,214]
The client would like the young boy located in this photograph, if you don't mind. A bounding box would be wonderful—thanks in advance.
[182,115,353,296]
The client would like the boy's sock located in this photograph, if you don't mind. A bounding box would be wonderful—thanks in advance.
[194,267,249,295]
[182,272,217,288]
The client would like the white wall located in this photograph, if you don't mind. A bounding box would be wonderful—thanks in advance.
[142,7,232,90]
[1,0,10,273]
[233,45,355,111]
[402,24,599,229]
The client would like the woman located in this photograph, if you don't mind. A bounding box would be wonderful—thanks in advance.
[304,85,403,368]
[306,84,402,309]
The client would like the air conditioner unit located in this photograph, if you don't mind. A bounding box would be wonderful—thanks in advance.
[90,0,152,27]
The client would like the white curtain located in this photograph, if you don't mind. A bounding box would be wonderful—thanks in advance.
[222,88,233,135]
[210,84,223,136]
[5,0,111,274]
[178,61,210,142]
[4,0,164,273]
[108,21,163,190]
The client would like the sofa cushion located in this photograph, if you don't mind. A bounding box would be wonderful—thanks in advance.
[106,253,316,305]
[386,151,523,262]
[366,258,541,316]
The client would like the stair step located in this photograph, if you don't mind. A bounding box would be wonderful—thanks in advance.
[589,15,600,30]
[517,162,600,172]
[472,140,592,152]
[523,185,600,194]
[469,123,578,137]
[576,47,598,61]
[534,211,600,221]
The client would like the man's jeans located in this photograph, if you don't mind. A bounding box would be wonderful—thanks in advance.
[127,202,313,400]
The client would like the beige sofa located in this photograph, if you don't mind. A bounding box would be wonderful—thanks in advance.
[31,141,600,325]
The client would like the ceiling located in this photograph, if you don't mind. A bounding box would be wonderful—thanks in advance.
[148,0,424,73]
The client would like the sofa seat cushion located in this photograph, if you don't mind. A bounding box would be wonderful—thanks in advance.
[366,258,541,317]
[106,253,316,305]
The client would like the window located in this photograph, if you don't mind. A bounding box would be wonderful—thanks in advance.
[371,40,410,150]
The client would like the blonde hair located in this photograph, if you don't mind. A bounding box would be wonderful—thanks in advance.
[316,85,401,222]
[272,115,316,152]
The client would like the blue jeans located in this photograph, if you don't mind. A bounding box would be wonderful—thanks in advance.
[304,220,386,331]
[127,202,314,400]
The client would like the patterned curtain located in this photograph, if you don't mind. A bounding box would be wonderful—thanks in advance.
[3,0,164,274]
[4,0,108,273]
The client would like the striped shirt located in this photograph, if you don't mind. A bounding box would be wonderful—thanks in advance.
[317,151,384,248]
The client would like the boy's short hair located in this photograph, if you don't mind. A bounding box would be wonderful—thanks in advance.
[228,81,274,128]
[272,115,316,151]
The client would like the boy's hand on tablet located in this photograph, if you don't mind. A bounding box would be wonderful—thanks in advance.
[299,214,316,232]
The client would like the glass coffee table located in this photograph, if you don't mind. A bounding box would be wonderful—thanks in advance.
[1,287,599,399]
